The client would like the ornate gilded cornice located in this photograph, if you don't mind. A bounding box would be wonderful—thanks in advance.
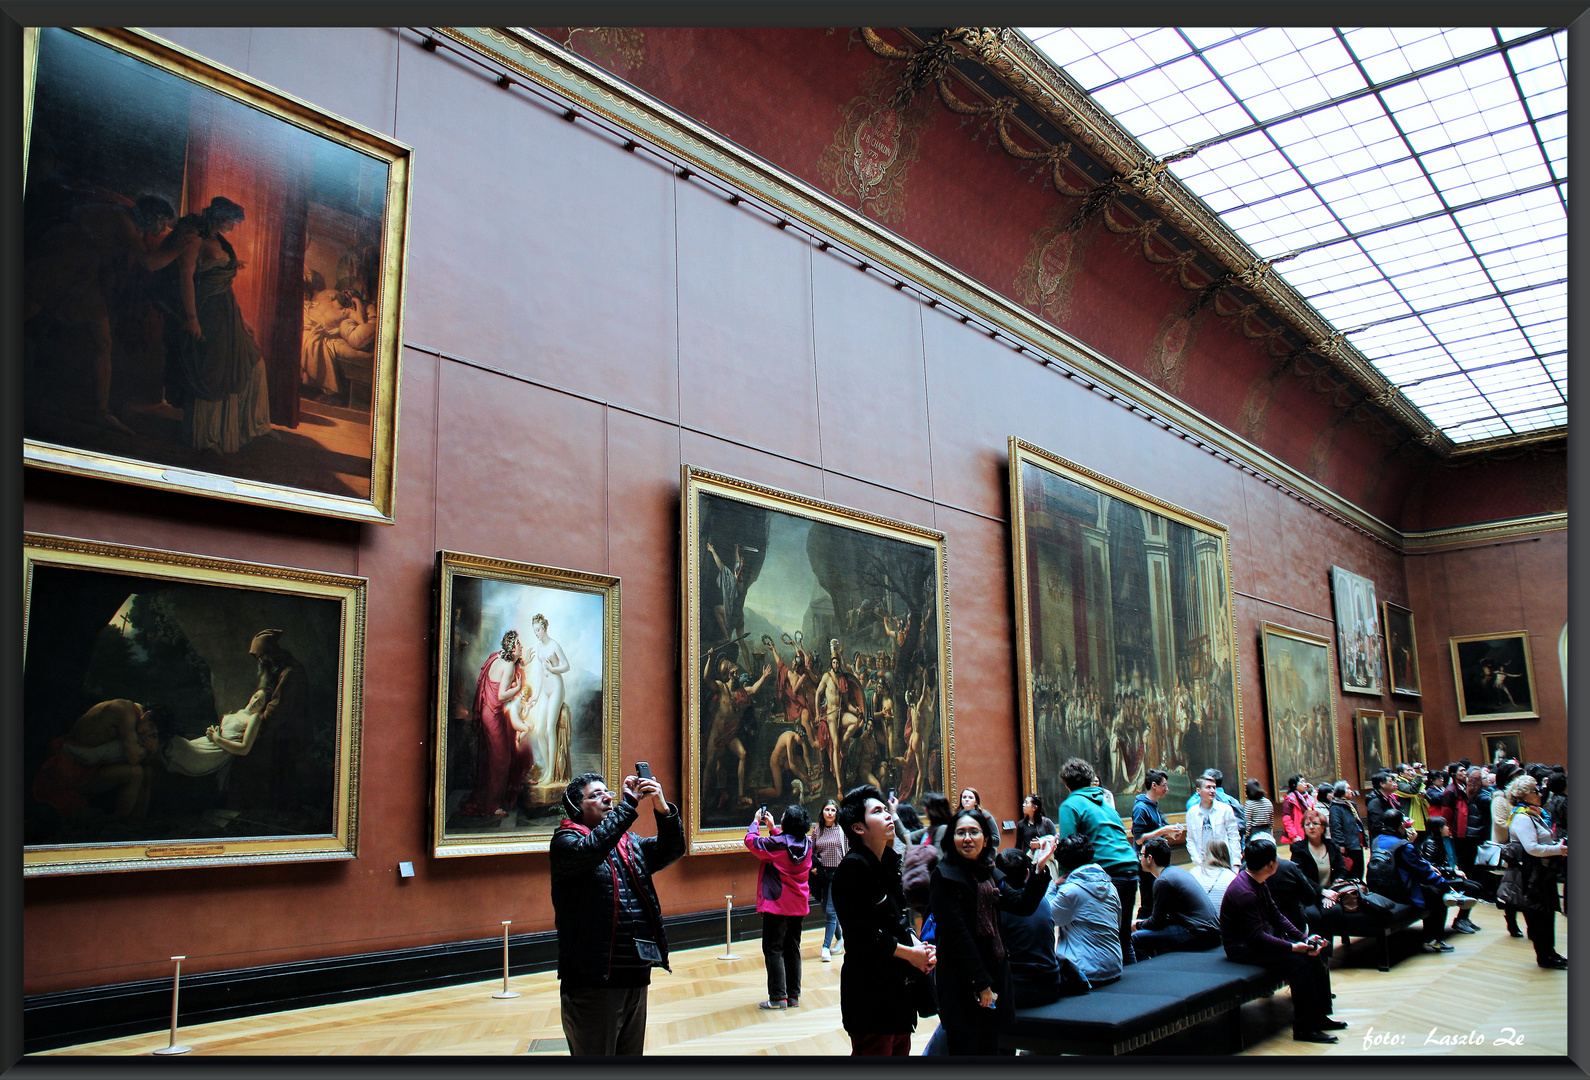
[891,27,1563,459]
[1401,512,1568,553]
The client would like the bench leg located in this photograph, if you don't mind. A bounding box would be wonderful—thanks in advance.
[1379,930,1391,973]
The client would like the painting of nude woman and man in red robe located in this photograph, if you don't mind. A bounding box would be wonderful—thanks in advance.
[22,27,409,524]
[432,552,621,857]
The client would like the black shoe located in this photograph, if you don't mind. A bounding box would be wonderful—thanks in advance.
[1294,1030,1340,1044]
[1509,927,1525,939]
[1461,917,1483,932]
[1538,956,1569,970]
[1424,940,1455,953]
[1320,1019,1350,1030]
[1450,920,1478,934]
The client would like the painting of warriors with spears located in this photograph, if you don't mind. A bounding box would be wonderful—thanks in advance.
[682,468,952,853]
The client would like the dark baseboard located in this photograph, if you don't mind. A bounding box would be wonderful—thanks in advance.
[23,905,762,1054]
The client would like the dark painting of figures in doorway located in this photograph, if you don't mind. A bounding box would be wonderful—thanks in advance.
[23,534,364,876]
[22,28,409,523]
[432,553,620,857]
[1259,623,1340,802]
[682,469,952,854]
[1010,440,1242,818]
[1381,601,1421,697]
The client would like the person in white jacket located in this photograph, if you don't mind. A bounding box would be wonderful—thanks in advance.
[1186,775,1242,867]
[1503,774,1567,969]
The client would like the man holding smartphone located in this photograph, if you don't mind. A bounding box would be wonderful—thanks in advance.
[551,766,684,1055]
[1219,836,1345,1044]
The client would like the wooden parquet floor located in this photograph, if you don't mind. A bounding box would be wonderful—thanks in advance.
[37,902,1564,1057]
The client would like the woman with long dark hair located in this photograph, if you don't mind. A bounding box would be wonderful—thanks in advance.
[812,799,846,961]
[928,807,1055,1055]
[1015,793,1056,854]
[1244,778,1275,838]
[1278,774,1313,844]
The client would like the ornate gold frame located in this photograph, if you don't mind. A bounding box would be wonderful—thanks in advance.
[1381,599,1421,698]
[1329,566,1384,696]
[1258,622,1341,805]
[431,551,621,857]
[680,466,954,855]
[1353,708,1389,787]
[22,532,365,876]
[1481,730,1525,766]
[1450,631,1540,722]
[1008,437,1245,818]
[1398,710,1426,768]
[21,27,410,525]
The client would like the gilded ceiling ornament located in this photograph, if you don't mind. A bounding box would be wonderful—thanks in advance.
[1014,205,1092,322]
[818,63,934,225]
[563,27,646,74]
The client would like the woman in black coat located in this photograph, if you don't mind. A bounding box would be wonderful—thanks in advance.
[928,807,1055,1055]
[1280,809,1352,942]
[1014,793,1057,855]
[831,785,937,1055]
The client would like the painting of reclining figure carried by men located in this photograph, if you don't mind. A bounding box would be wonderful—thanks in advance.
[21,27,409,522]
[1009,439,1243,818]
[23,534,364,876]
[682,468,953,853]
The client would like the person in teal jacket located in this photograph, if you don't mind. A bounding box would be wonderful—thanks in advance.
[1054,758,1141,963]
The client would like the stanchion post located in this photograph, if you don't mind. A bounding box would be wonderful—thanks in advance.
[718,895,740,961]
[151,955,192,1055]
[492,920,521,999]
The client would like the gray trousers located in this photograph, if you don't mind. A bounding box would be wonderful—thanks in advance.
[560,985,649,1055]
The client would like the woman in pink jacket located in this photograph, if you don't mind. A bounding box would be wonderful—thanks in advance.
[746,804,813,1009]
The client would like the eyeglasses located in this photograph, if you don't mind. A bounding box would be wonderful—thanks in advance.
[953,829,984,839]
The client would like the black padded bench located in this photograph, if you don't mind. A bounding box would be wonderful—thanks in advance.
[1000,950,1285,1056]
[1337,900,1427,972]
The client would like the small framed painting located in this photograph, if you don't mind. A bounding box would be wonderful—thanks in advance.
[1381,601,1421,697]
[1481,730,1524,767]
[1450,632,1538,722]
[1354,708,1389,787]
[1398,711,1426,769]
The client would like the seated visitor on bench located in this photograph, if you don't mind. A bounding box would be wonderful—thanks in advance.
[993,848,1084,1008]
[1046,832,1124,987]
[1420,814,1484,935]
[1130,836,1220,958]
[1220,835,1345,1044]
[1369,808,1456,954]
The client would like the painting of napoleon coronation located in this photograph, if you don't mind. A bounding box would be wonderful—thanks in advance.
[1011,441,1241,815]
[435,555,617,855]
[683,470,951,849]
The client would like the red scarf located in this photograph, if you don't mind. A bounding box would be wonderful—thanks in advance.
[559,816,654,978]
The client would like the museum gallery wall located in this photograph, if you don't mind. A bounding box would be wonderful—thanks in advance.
[17,25,1566,1002]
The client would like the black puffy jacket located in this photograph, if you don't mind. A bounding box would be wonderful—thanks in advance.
[550,795,686,987]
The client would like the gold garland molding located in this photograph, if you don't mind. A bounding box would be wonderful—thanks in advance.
[865,27,1564,460]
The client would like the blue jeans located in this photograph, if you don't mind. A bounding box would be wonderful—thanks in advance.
[923,1023,947,1055]
[1130,923,1217,959]
[821,885,842,949]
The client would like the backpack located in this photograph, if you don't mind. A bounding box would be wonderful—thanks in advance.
[901,832,939,912]
[1367,839,1408,902]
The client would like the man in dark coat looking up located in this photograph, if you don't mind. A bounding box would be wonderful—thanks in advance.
[830,784,937,1055]
[550,770,685,1055]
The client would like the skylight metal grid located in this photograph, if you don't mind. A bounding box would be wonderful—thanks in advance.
[1020,25,1567,447]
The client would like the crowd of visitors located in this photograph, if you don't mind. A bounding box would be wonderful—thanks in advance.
[545,752,1565,1055]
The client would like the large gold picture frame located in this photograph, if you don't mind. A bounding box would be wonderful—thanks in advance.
[681,466,954,855]
[1258,622,1340,803]
[1450,631,1539,722]
[1009,438,1244,818]
[22,27,410,524]
[431,551,621,857]
[23,533,364,876]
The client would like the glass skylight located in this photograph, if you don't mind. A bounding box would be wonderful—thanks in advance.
[1020,26,1567,447]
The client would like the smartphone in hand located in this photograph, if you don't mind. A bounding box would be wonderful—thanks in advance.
[636,761,653,781]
